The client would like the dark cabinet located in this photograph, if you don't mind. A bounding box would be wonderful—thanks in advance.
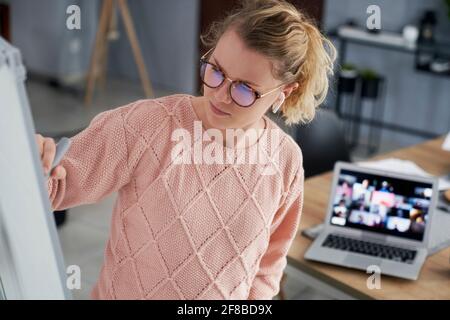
[0,3,10,41]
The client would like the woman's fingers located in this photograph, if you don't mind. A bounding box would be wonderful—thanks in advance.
[35,134,44,158]
[42,137,56,174]
[50,165,66,180]
[36,134,65,178]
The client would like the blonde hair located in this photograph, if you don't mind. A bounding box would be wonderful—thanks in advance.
[201,0,337,125]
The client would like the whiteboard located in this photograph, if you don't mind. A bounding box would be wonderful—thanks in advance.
[0,37,71,299]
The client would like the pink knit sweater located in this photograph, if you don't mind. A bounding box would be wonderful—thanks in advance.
[48,94,304,300]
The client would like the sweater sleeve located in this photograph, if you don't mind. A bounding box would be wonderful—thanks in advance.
[248,166,304,300]
[47,101,147,211]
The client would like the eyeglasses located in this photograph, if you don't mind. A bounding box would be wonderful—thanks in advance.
[200,47,285,108]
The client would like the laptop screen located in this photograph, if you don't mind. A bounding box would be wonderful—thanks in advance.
[330,168,434,241]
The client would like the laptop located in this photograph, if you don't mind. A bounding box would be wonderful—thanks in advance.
[304,162,439,280]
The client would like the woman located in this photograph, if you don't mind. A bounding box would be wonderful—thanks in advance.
[37,0,336,299]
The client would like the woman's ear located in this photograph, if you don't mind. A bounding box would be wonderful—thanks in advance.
[283,82,299,99]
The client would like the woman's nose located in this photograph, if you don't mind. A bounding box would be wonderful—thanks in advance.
[214,78,233,105]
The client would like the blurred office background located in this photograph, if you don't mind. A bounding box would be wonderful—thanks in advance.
[0,0,449,299]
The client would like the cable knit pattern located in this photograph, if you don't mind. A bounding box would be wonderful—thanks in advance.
[48,94,304,300]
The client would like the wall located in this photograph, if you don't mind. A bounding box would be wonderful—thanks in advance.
[10,0,199,94]
[11,0,98,82]
[107,0,199,94]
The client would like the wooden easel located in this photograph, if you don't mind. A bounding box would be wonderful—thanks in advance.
[84,0,153,105]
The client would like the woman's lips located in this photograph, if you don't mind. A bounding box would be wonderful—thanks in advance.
[210,102,231,116]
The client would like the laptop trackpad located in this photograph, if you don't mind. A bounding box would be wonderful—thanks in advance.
[343,255,382,268]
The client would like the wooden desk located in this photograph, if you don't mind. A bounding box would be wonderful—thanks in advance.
[287,137,450,299]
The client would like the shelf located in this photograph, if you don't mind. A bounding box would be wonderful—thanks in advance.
[329,25,450,58]
[329,25,450,78]
[415,65,450,77]
[336,26,417,52]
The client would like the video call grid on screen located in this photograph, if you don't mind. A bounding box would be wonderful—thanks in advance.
[330,169,433,241]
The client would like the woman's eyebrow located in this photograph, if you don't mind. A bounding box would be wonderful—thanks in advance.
[212,56,261,87]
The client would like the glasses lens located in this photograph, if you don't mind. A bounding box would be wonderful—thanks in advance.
[231,82,256,107]
[201,61,224,88]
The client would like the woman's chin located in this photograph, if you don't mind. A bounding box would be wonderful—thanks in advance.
[206,112,232,130]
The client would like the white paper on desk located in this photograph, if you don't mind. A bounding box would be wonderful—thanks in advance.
[357,158,450,191]
[442,132,450,151]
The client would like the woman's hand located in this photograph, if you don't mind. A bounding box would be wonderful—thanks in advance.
[35,133,67,180]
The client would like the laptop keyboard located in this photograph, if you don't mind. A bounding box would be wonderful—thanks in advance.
[322,234,417,264]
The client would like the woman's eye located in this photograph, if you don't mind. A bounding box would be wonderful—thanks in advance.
[241,82,254,92]
[212,65,222,73]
